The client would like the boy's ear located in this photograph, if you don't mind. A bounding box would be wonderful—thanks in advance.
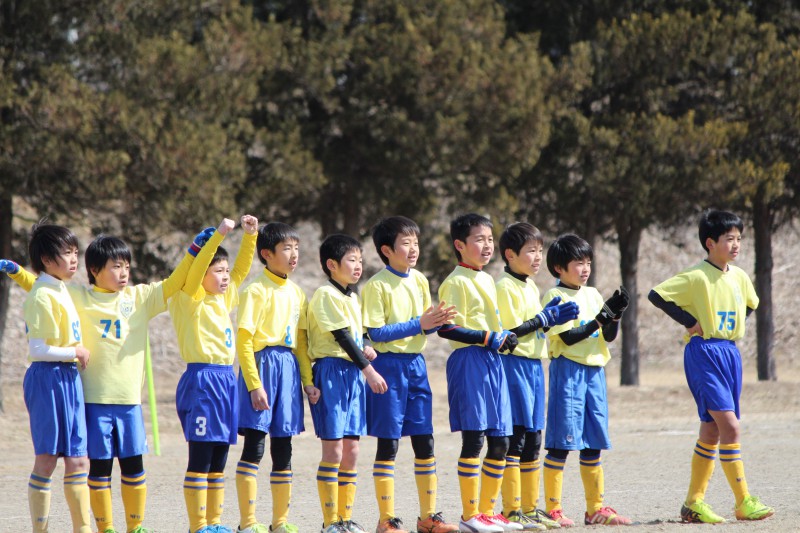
[326,258,338,273]
[454,239,465,252]
[554,264,564,276]
[705,237,716,252]
[380,244,393,259]
[260,248,271,263]
[504,249,516,263]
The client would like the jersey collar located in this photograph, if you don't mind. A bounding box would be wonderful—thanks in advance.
[386,265,410,278]
[328,278,353,296]
[264,267,288,286]
[504,266,528,282]
[37,272,62,286]
[458,262,482,272]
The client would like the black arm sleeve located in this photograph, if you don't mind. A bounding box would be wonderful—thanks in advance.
[601,321,619,342]
[559,321,600,346]
[331,328,370,370]
[746,306,754,319]
[437,324,487,346]
[648,290,697,328]
[509,316,545,338]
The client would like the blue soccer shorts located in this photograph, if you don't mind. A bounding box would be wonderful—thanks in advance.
[176,363,238,444]
[501,355,545,432]
[684,337,742,422]
[366,351,434,439]
[85,403,147,459]
[446,345,512,437]
[23,361,87,456]
[309,357,366,440]
[237,345,305,437]
[545,356,610,451]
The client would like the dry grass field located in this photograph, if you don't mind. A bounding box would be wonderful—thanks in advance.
[1,223,798,532]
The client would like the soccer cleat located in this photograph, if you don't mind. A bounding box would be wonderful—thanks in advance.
[584,507,631,526]
[102,529,120,533]
[341,519,369,533]
[680,500,725,524]
[321,523,349,533]
[376,516,409,533]
[546,509,574,528]
[128,528,154,533]
[523,509,561,529]
[238,524,270,533]
[416,512,460,533]
[504,510,546,530]
[486,513,524,531]
[209,527,235,533]
[735,495,774,521]
[459,513,505,533]
[270,524,299,533]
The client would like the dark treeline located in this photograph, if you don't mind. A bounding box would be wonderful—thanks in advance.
[1,1,798,406]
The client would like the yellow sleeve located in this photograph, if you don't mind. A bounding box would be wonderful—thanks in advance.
[10,266,36,292]
[231,233,257,288]
[161,252,194,302]
[295,328,313,387]
[183,231,225,299]
[236,328,261,391]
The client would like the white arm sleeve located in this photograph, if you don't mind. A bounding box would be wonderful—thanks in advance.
[28,338,76,362]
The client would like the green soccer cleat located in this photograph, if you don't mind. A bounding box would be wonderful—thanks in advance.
[128,527,154,533]
[735,495,774,521]
[523,509,561,529]
[505,510,547,530]
[238,523,270,533]
[680,500,725,524]
[270,523,299,533]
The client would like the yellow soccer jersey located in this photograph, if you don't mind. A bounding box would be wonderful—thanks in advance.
[169,231,257,365]
[543,284,609,367]
[307,283,364,361]
[24,275,81,360]
[362,267,431,354]
[438,265,502,350]
[237,268,308,390]
[653,260,758,342]
[496,272,547,360]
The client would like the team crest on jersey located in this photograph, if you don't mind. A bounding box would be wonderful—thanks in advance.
[291,305,300,327]
[119,298,134,318]
[734,286,743,305]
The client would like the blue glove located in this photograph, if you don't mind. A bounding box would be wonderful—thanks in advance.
[486,330,518,353]
[188,227,216,257]
[536,296,580,328]
[0,259,20,275]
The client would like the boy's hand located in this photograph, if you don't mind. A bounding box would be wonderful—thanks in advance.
[188,227,216,257]
[419,302,458,330]
[218,218,235,236]
[0,259,20,274]
[241,215,258,235]
[362,365,388,394]
[304,384,321,404]
[363,345,377,361]
[486,330,518,353]
[537,297,579,327]
[604,286,630,318]
[687,321,704,337]
[250,387,270,411]
[74,346,90,370]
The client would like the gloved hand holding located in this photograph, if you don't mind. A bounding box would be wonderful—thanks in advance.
[486,330,518,354]
[188,227,216,257]
[537,296,580,328]
[0,259,20,275]
[596,286,630,325]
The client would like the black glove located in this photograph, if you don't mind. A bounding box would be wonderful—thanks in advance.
[500,331,518,354]
[596,286,630,325]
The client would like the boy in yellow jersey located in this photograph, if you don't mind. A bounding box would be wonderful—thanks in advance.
[649,210,774,524]
[3,227,207,533]
[15,222,92,533]
[540,234,630,528]
[234,222,310,533]
[361,216,460,533]
[436,214,520,533]
[496,223,578,531]
[306,234,388,533]
[168,215,259,533]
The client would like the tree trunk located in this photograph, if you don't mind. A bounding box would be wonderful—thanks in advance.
[618,224,641,386]
[752,196,777,381]
[0,190,13,411]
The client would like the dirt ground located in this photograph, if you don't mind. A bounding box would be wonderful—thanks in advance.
[1,361,797,533]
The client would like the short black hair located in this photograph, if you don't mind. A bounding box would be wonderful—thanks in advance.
[450,213,493,261]
[372,216,420,265]
[319,234,362,277]
[499,222,543,266]
[546,233,593,278]
[698,209,743,252]
[257,222,300,266]
[28,221,80,274]
[85,236,132,284]
[210,246,229,267]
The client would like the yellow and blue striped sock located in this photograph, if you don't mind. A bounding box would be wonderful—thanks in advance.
[236,461,259,530]
[458,457,481,520]
[183,471,208,532]
[374,460,395,522]
[579,451,604,515]
[120,470,147,531]
[28,473,52,533]
[414,457,437,518]
[64,470,91,533]
[520,459,541,514]
[88,474,113,532]
[338,469,357,521]
[206,473,225,526]
[719,443,749,506]
[479,457,506,516]
[543,453,566,512]
[270,469,292,528]
[501,456,521,515]
[687,440,717,505]
[317,462,339,527]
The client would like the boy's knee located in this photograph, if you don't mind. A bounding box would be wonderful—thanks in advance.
[63,455,89,473]
[33,454,59,476]
[376,438,399,462]
[486,436,509,461]
[460,431,485,458]
[270,436,293,471]
[410,434,434,459]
